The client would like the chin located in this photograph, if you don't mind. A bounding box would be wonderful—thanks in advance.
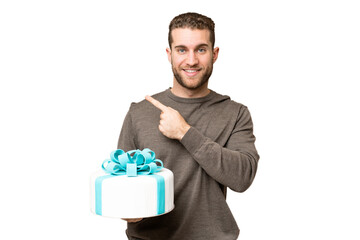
[184,81,201,88]
[173,71,210,90]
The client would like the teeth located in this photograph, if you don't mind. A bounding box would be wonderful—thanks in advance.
[184,70,198,73]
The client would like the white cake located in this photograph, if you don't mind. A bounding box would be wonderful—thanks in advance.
[90,167,174,218]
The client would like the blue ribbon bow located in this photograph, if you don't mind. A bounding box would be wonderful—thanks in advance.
[101,148,163,177]
[95,148,166,216]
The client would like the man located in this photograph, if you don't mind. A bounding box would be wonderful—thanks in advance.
[118,12,259,240]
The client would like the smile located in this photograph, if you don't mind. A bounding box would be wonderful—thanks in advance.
[183,69,201,77]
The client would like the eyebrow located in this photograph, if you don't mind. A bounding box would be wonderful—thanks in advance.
[174,43,210,49]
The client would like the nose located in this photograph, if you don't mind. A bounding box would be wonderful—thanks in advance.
[186,50,199,66]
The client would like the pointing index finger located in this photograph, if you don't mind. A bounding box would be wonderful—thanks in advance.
[145,95,168,112]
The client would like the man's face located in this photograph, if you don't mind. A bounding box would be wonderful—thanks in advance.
[167,28,219,90]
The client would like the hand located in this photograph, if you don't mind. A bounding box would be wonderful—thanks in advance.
[122,218,143,223]
[145,95,190,141]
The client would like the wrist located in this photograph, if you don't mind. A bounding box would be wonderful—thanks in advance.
[178,124,191,141]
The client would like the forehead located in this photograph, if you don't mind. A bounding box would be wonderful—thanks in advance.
[170,28,211,48]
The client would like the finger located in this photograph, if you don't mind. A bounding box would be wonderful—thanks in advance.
[122,218,143,223]
[145,95,168,112]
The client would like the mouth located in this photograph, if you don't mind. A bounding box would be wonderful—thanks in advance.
[183,69,201,77]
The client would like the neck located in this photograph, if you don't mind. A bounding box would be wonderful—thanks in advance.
[171,79,210,98]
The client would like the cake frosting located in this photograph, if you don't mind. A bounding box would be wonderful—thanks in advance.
[90,149,174,218]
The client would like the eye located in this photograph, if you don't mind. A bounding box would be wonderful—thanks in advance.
[198,48,206,53]
[177,48,186,54]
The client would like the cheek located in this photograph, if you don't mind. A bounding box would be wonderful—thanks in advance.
[199,58,211,67]
[172,57,185,68]
[206,55,215,66]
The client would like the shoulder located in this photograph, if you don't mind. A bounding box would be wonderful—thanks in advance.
[210,91,254,124]
[211,90,247,111]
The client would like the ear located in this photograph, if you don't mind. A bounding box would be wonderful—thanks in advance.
[212,47,219,63]
[166,48,172,63]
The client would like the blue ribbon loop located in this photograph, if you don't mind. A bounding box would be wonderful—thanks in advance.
[95,149,165,216]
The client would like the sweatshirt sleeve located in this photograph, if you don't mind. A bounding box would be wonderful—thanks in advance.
[180,106,259,192]
[117,104,138,151]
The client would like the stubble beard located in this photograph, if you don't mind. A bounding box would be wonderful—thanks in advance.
[172,63,213,90]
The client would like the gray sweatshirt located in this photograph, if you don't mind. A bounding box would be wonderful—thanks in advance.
[118,88,259,240]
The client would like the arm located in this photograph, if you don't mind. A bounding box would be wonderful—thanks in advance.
[145,96,259,192]
[180,106,259,193]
